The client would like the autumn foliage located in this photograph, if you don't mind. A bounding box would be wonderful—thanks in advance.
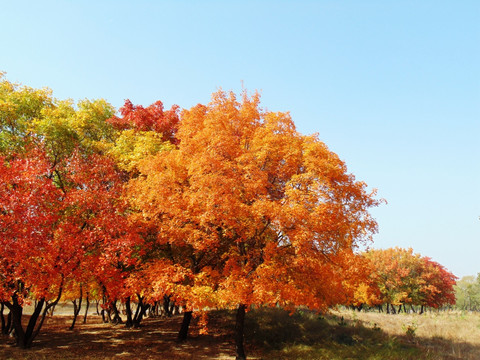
[0,74,457,358]
[349,247,457,313]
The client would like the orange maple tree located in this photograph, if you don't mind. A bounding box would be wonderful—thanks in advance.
[129,90,381,359]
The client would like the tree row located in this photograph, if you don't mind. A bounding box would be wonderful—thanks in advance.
[0,74,455,358]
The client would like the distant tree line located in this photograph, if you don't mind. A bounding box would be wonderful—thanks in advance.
[454,274,480,311]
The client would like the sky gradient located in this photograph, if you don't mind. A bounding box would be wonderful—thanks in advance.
[3,0,479,277]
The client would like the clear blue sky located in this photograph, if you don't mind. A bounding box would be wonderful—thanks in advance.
[3,1,479,277]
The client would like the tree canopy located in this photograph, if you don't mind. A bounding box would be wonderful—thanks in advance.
[0,75,459,358]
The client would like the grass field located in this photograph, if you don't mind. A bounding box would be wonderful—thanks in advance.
[1,307,480,359]
[251,308,480,360]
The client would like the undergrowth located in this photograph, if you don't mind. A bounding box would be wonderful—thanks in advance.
[241,307,429,360]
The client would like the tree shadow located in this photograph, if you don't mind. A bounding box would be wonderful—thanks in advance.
[0,314,237,360]
[242,308,480,360]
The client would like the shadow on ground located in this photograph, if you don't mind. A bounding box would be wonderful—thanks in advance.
[0,313,240,360]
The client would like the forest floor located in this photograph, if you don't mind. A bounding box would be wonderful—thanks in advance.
[1,307,480,359]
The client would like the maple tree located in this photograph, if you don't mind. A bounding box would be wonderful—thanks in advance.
[363,247,457,313]
[0,73,117,159]
[341,252,382,310]
[0,73,53,155]
[129,90,380,359]
[419,256,456,309]
[106,99,179,174]
[0,75,140,346]
[0,146,137,347]
[7,75,461,359]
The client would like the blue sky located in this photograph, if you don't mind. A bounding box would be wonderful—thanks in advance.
[3,1,479,277]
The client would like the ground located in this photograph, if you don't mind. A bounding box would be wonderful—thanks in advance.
[2,307,480,360]
[0,311,250,360]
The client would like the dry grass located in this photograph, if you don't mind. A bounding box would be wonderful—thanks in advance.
[337,309,480,360]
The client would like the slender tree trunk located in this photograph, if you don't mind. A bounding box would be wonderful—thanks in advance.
[177,311,193,341]
[7,281,63,348]
[83,292,90,324]
[163,295,174,317]
[111,301,123,324]
[47,302,56,317]
[133,297,141,324]
[1,303,13,335]
[125,296,133,328]
[96,300,100,315]
[101,309,108,323]
[1,303,6,334]
[70,285,83,330]
[132,294,147,328]
[235,304,247,360]
[8,295,26,347]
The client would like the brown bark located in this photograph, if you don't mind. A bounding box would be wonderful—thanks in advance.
[125,296,134,328]
[6,280,63,348]
[1,302,13,335]
[69,285,83,330]
[83,292,90,324]
[132,294,147,327]
[177,311,193,341]
[235,304,247,360]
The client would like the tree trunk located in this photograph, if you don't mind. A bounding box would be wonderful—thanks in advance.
[235,304,247,360]
[132,294,147,328]
[7,282,63,348]
[70,286,83,330]
[177,311,193,341]
[9,295,27,347]
[83,292,90,324]
[163,295,173,317]
[111,301,123,324]
[1,302,12,335]
[125,296,133,328]
[47,302,56,317]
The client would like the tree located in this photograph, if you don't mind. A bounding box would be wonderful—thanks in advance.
[364,247,457,313]
[129,90,380,359]
[0,73,53,155]
[455,275,480,311]
[342,253,382,310]
[420,257,456,309]
[0,138,140,347]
